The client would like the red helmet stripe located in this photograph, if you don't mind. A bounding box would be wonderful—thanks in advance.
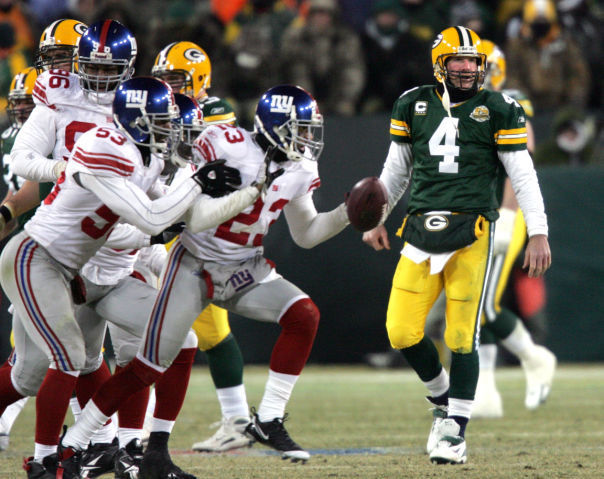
[98,19,112,51]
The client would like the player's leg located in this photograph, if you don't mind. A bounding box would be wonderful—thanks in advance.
[218,270,320,463]
[385,254,446,454]
[431,223,494,464]
[0,233,86,477]
[190,305,251,452]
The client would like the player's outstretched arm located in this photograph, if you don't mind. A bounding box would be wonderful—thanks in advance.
[283,192,349,249]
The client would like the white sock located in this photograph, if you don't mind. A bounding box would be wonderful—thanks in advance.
[34,443,57,462]
[501,321,535,361]
[62,401,108,450]
[151,417,174,434]
[257,370,298,422]
[478,344,498,370]
[90,418,117,444]
[0,397,28,433]
[448,398,473,420]
[424,368,449,398]
[216,384,249,419]
[118,428,141,448]
[144,388,156,424]
[69,396,81,422]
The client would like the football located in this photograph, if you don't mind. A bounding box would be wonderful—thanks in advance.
[346,176,388,232]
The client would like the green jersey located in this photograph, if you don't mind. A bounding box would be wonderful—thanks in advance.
[389,86,528,221]
[1,125,53,230]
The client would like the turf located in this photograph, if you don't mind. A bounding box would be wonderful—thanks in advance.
[1,364,602,478]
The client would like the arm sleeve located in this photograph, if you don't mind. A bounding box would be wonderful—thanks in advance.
[104,223,150,249]
[498,149,548,237]
[379,141,413,219]
[283,192,349,249]
[10,106,59,182]
[77,173,202,236]
[184,185,260,233]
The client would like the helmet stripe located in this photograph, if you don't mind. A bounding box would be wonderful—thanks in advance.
[49,19,61,38]
[160,42,177,66]
[455,26,472,47]
[98,19,112,51]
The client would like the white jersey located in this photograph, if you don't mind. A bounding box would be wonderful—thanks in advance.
[11,69,112,182]
[180,124,321,263]
[25,125,164,269]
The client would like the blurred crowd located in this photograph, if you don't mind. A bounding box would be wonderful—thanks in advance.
[0,0,602,165]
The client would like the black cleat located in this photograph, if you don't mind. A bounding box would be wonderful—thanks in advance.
[114,438,144,479]
[80,437,119,478]
[245,410,309,463]
[42,445,82,479]
[22,457,54,479]
[139,448,196,479]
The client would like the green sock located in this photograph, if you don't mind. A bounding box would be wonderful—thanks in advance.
[488,308,518,340]
[400,336,442,382]
[205,333,244,389]
[449,351,479,400]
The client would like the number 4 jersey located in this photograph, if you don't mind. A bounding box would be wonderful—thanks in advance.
[389,86,528,220]
[180,124,321,263]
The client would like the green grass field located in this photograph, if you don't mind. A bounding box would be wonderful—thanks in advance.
[1,364,603,478]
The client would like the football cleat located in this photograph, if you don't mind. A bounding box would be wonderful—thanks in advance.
[522,345,557,410]
[426,399,448,454]
[139,448,197,479]
[0,432,8,451]
[472,369,503,419]
[22,457,55,479]
[43,445,82,479]
[245,411,309,463]
[80,437,119,478]
[114,438,144,479]
[192,416,253,452]
[429,418,467,465]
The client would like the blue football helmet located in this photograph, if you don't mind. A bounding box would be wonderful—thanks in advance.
[173,93,204,166]
[254,85,323,162]
[78,19,137,104]
[112,77,181,160]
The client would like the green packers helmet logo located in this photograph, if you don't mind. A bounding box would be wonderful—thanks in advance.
[184,48,205,62]
[432,34,443,49]
[74,23,88,35]
[424,214,449,231]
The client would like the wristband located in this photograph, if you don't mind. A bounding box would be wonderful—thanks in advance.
[0,204,14,223]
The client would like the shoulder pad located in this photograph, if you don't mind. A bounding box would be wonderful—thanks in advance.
[193,124,252,164]
[33,70,83,110]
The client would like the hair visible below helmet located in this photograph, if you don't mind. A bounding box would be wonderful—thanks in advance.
[431,25,486,89]
[112,77,181,160]
[78,19,137,104]
[481,39,506,91]
[35,19,88,73]
[7,67,38,127]
[254,85,324,162]
[151,41,212,98]
[173,93,204,166]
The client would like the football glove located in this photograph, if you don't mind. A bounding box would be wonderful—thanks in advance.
[150,222,185,245]
[493,207,517,255]
[192,159,242,198]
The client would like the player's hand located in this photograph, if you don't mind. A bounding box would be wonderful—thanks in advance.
[253,146,284,193]
[192,159,242,198]
[53,160,67,179]
[150,222,185,245]
[363,224,390,251]
[523,234,551,278]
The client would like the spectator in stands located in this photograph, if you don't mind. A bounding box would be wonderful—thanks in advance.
[359,0,432,113]
[222,0,297,127]
[399,0,449,44]
[0,22,28,129]
[534,107,600,166]
[281,0,365,116]
[504,0,591,111]
[0,0,34,54]
[449,0,494,39]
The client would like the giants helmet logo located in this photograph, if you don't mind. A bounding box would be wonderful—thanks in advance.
[125,89,148,108]
[269,95,294,114]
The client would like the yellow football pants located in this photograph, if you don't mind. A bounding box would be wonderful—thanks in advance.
[387,221,492,354]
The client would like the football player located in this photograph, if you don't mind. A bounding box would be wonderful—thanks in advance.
[362,26,551,464]
[151,41,253,453]
[0,76,262,479]
[472,39,556,418]
[59,84,351,467]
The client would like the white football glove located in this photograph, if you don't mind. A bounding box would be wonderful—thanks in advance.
[53,160,68,179]
[493,207,517,256]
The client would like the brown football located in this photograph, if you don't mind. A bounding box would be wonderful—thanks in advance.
[346,176,388,232]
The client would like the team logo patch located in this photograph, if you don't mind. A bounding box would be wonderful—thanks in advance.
[414,101,427,115]
[432,33,443,49]
[518,115,526,124]
[470,105,490,122]
[269,94,294,113]
[125,89,147,107]
[210,106,225,114]
[184,48,206,62]
[424,214,449,231]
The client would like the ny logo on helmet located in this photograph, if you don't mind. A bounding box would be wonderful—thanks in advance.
[125,90,148,108]
[270,95,294,114]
